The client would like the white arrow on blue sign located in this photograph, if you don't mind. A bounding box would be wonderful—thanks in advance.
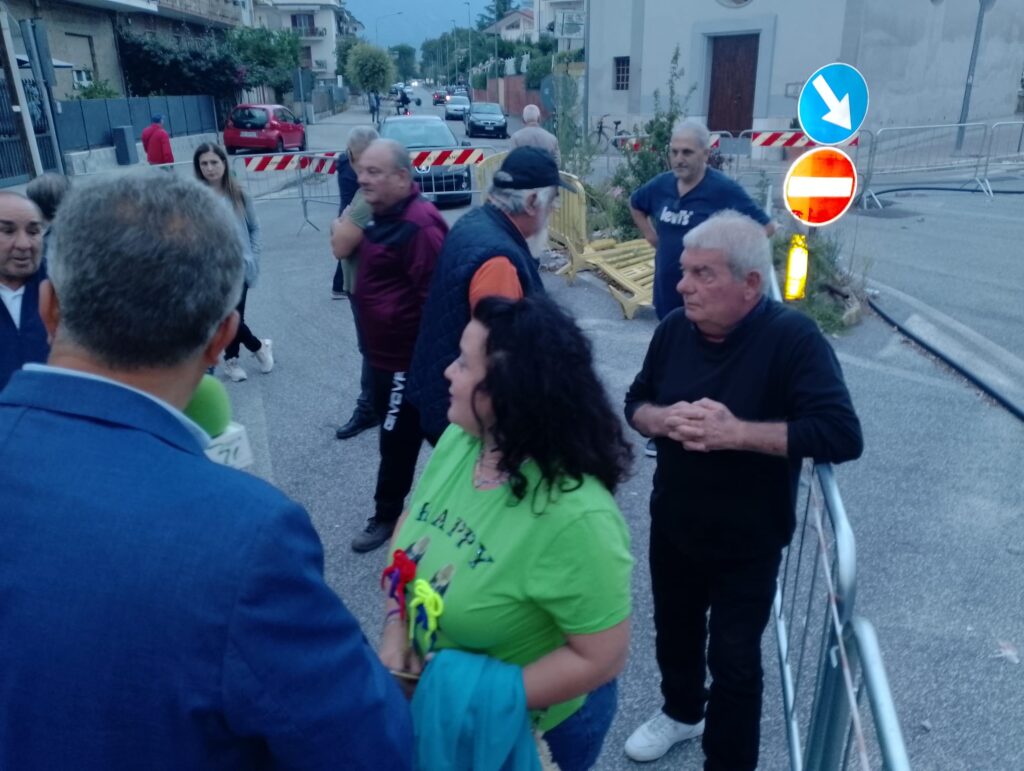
[797,62,869,146]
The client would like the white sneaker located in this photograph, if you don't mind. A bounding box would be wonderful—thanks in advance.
[253,339,274,373]
[624,712,704,762]
[222,357,247,382]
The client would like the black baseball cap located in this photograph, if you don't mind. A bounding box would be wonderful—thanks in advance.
[492,146,573,191]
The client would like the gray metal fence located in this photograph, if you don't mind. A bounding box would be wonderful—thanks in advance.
[55,94,217,152]
[0,75,58,186]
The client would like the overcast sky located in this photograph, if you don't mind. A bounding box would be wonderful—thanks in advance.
[345,0,524,52]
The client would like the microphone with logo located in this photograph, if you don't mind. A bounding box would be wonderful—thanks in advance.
[184,374,254,469]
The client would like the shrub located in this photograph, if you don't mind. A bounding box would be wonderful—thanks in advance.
[74,80,120,99]
[525,54,552,89]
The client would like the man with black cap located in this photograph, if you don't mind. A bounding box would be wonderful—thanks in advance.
[407,146,571,444]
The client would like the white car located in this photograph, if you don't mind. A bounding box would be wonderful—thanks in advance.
[444,95,471,120]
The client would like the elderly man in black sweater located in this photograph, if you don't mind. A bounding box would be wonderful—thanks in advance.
[623,210,863,771]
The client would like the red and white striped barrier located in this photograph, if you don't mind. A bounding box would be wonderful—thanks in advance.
[410,148,485,168]
[751,131,859,148]
[242,153,339,173]
[241,149,486,174]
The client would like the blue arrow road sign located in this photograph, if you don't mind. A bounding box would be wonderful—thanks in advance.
[797,63,869,146]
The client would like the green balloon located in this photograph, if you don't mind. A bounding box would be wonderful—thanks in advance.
[184,374,232,437]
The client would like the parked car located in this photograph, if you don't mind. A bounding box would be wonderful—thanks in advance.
[464,101,508,139]
[378,115,473,207]
[444,95,471,120]
[432,90,446,105]
[223,104,306,154]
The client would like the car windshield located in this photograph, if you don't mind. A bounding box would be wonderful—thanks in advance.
[450,97,470,106]
[473,103,502,115]
[381,120,458,148]
[231,107,268,129]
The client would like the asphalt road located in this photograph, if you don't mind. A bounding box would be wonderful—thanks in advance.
[223,105,1024,769]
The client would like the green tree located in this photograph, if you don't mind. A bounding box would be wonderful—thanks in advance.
[117,29,243,100]
[390,43,418,82]
[227,27,299,97]
[476,0,517,29]
[335,35,359,78]
[345,43,395,93]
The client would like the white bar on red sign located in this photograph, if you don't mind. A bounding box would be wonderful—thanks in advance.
[786,176,855,198]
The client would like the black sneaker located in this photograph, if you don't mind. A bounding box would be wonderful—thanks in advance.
[351,517,395,553]
[645,439,657,458]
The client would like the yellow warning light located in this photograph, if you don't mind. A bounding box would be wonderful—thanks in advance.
[785,233,809,301]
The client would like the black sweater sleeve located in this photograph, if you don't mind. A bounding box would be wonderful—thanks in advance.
[624,318,668,428]
[783,320,864,464]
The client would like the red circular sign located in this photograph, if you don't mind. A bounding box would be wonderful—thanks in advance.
[783,147,858,227]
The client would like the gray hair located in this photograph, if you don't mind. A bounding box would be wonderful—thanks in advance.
[25,173,70,222]
[347,125,379,159]
[48,171,244,369]
[487,184,557,215]
[369,138,413,177]
[522,104,541,123]
[671,118,711,149]
[683,210,771,286]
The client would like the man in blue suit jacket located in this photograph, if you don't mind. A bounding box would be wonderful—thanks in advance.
[0,192,49,390]
[0,172,413,770]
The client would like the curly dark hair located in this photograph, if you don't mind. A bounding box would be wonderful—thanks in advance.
[471,295,633,501]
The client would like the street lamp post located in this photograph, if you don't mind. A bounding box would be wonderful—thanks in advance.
[464,2,472,86]
[375,10,403,47]
[451,19,458,83]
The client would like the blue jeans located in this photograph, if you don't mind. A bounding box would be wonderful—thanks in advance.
[542,680,618,771]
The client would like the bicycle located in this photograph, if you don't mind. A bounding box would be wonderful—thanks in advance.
[590,114,632,152]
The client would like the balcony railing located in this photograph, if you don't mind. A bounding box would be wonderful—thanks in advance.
[293,26,328,38]
[313,59,331,71]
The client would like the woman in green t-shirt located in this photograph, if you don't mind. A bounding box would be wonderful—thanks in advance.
[379,295,634,770]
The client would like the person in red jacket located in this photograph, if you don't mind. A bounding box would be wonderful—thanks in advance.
[141,114,174,165]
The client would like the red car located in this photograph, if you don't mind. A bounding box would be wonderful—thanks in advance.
[223,103,306,155]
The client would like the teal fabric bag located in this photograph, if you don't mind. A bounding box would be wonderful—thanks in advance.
[410,649,541,771]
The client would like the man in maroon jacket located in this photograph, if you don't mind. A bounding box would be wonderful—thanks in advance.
[350,138,448,553]
[141,114,174,165]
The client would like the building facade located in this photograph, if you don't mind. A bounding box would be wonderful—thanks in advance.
[586,0,1024,135]
[482,9,535,43]
[254,0,355,83]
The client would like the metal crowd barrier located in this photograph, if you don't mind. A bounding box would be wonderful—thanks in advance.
[981,120,1024,189]
[772,461,910,771]
[227,146,500,231]
[861,122,990,205]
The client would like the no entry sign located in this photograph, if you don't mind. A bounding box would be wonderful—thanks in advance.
[783,147,858,227]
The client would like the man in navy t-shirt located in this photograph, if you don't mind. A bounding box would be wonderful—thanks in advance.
[630,119,774,319]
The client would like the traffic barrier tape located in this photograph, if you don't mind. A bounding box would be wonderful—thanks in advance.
[410,148,485,168]
[752,130,859,148]
[241,149,485,173]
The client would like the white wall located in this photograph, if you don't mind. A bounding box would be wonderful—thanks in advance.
[851,0,1024,127]
[586,0,1024,133]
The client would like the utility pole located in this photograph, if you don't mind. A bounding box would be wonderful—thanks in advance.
[956,0,996,150]
[465,2,472,85]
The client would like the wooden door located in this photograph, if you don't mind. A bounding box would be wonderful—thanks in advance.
[707,34,759,136]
